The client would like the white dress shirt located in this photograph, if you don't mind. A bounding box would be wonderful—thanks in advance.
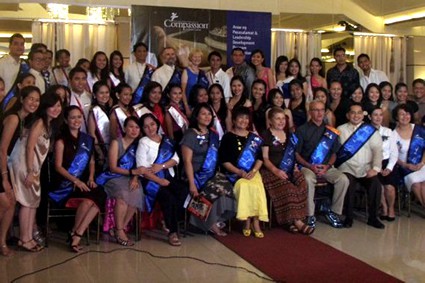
[360,68,389,91]
[29,68,46,94]
[69,90,92,133]
[337,122,383,177]
[125,62,147,91]
[0,54,21,94]
[206,68,231,103]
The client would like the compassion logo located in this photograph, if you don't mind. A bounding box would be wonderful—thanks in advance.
[163,12,209,31]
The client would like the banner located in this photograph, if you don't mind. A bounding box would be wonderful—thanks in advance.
[131,5,271,68]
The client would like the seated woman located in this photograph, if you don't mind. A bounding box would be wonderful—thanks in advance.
[219,107,268,238]
[368,106,398,221]
[136,113,187,246]
[49,106,106,253]
[181,103,235,236]
[391,104,425,207]
[96,116,145,246]
[260,107,312,234]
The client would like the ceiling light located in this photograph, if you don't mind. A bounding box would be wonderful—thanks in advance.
[271,28,304,32]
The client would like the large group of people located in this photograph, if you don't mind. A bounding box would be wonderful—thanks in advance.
[0,33,424,257]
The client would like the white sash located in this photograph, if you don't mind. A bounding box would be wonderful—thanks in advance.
[109,72,121,88]
[211,108,224,140]
[168,105,188,132]
[113,106,129,136]
[92,105,110,145]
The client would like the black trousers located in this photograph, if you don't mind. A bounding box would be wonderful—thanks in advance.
[156,178,188,234]
[344,173,382,221]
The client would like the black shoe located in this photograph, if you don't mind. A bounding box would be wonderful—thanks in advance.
[387,216,395,222]
[367,218,385,229]
[379,215,388,221]
[325,211,343,228]
[343,218,353,228]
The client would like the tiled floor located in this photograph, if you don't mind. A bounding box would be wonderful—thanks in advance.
[1,213,425,283]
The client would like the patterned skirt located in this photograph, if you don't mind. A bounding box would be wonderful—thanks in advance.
[260,168,307,225]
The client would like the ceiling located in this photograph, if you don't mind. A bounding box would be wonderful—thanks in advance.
[0,1,424,35]
[353,0,425,16]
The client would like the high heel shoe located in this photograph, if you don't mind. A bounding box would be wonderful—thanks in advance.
[69,232,83,253]
[242,229,251,237]
[115,229,134,246]
[251,224,264,239]
[18,239,43,252]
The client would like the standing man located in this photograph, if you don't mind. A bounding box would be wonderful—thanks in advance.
[28,50,47,94]
[296,100,349,228]
[326,47,360,99]
[206,51,231,103]
[226,48,255,97]
[68,67,92,133]
[151,47,181,96]
[412,78,425,123]
[357,53,389,91]
[336,103,384,229]
[125,42,155,105]
[0,33,28,95]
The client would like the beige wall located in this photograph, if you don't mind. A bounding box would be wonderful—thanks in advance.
[407,36,425,86]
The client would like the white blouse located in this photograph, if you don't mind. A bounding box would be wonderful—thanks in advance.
[378,126,398,170]
[136,135,179,177]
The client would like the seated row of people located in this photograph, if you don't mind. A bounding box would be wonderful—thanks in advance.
[1,82,424,256]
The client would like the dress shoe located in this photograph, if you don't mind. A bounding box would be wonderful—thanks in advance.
[367,218,385,229]
[306,216,316,228]
[325,211,343,228]
[379,215,388,221]
[387,216,395,222]
[343,218,353,228]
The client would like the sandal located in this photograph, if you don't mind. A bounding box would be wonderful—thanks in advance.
[69,232,83,253]
[18,239,43,252]
[253,231,264,238]
[115,229,134,246]
[288,225,299,234]
[168,233,181,246]
[1,244,14,257]
[299,224,315,235]
[242,229,251,237]
[210,223,227,237]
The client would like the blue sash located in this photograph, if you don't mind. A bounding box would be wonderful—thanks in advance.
[163,69,182,94]
[226,133,263,184]
[144,136,175,213]
[278,133,298,175]
[335,123,376,168]
[310,126,340,165]
[194,131,219,190]
[49,133,94,204]
[197,70,209,89]
[401,125,425,176]
[95,142,137,186]
[1,60,30,111]
[131,67,154,105]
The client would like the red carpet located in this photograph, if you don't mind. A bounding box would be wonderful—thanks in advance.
[215,229,403,283]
